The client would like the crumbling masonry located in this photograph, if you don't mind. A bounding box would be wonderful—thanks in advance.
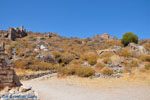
[1,25,27,41]
[0,42,21,88]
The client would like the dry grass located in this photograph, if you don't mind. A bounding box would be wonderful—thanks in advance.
[14,68,45,76]
[118,48,131,57]
[14,59,54,71]
[81,52,98,65]
[59,72,150,88]
[99,52,114,58]
[60,65,95,77]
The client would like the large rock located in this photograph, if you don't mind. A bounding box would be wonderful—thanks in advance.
[36,52,57,64]
[128,43,148,55]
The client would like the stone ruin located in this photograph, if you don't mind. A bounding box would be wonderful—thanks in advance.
[0,42,21,88]
[1,25,27,41]
[92,33,112,41]
[101,33,110,39]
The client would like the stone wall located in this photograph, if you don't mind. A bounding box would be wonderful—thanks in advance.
[19,70,56,80]
[8,25,27,41]
[0,25,27,41]
[0,42,21,88]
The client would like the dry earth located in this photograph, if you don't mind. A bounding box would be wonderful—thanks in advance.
[22,73,150,100]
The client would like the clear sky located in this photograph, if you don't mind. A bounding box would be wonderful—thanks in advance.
[0,0,150,39]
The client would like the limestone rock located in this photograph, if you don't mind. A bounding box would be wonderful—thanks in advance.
[128,43,148,55]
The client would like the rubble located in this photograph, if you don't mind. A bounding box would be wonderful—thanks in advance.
[0,86,38,100]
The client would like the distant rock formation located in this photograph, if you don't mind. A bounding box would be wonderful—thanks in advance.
[0,42,22,88]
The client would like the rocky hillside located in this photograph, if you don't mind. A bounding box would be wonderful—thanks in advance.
[0,26,150,78]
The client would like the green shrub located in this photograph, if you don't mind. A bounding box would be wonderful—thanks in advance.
[121,32,138,46]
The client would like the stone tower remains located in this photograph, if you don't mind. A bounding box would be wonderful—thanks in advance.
[0,42,21,88]
[7,25,27,41]
[20,25,24,32]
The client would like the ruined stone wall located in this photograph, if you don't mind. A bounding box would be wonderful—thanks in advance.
[0,42,21,88]
[8,26,27,41]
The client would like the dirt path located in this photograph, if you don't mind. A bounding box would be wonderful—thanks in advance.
[22,74,150,100]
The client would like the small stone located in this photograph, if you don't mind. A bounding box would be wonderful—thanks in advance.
[3,86,11,92]
[95,73,101,77]
[9,88,16,94]
[19,86,32,92]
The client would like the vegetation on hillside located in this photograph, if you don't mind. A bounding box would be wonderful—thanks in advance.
[121,32,138,46]
[0,31,150,78]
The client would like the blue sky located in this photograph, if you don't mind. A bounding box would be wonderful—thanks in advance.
[0,0,150,39]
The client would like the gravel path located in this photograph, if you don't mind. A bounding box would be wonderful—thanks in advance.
[22,74,150,100]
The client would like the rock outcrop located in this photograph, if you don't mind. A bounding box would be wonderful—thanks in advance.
[128,43,148,55]
[97,46,122,56]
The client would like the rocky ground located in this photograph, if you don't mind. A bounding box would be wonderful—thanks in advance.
[21,73,150,100]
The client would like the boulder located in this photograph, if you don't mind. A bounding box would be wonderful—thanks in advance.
[128,43,148,55]
[19,86,32,92]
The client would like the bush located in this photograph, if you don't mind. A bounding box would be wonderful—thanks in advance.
[118,48,131,57]
[130,59,139,67]
[121,32,138,46]
[123,66,132,73]
[70,60,82,64]
[76,66,95,77]
[102,58,112,64]
[53,52,73,65]
[145,63,150,70]
[96,62,105,70]
[144,43,150,51]
[99,52,114,58]
[14,59,53,71]
[61,66,76,75]
[52,64,62,70]
[101,67,113,75]
[60,65,95,77]
[81,52,98,65]
[139,55,150,62]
